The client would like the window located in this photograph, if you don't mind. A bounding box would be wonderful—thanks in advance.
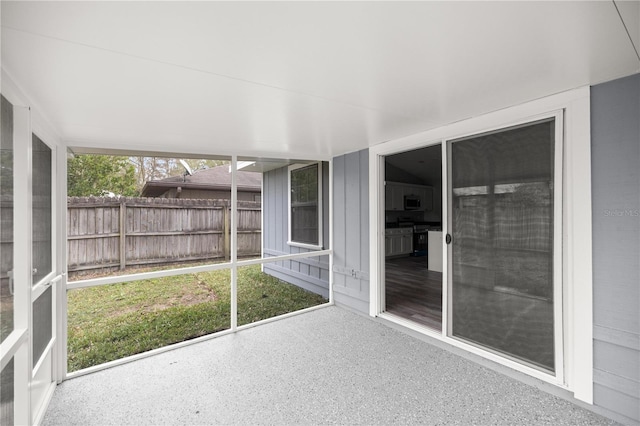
[288,163,322,249]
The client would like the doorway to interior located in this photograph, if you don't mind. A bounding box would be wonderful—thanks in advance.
[383,144,443,330]
[379,115,561,375]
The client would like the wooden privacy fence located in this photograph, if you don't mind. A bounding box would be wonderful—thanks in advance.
[67,197,261,276]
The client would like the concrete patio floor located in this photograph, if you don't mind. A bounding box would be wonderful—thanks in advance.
[43,306,617,425]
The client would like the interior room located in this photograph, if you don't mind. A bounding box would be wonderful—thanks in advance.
[384,145,443,330]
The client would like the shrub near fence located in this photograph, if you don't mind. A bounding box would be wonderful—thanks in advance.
[67,197,261,277]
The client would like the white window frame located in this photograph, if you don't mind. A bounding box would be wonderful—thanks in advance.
[287,162,323,250]
[369,86,592,404]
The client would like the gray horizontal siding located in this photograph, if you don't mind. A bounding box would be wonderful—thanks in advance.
[262,163,329,297]
[591,73,640,424]
[332,149,369,313]
[594,385,640,423]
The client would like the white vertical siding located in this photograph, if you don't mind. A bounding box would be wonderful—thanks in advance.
[332,150,369,313]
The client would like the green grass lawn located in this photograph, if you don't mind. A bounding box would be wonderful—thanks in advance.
[67,265,327,372]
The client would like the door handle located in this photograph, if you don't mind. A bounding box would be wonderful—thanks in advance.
[446,234,452,244]
[45,273,66,287]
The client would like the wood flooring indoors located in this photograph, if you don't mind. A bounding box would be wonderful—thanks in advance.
[385,255,442,330]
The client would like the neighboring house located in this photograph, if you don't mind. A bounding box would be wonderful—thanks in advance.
[140,165,261,201]
[1,3,638,426]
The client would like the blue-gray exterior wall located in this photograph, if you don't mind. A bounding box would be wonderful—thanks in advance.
[591,73,640,423]
[332,150,370,313]
[262,162,330,298]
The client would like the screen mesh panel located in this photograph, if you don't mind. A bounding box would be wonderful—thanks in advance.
[1,96,14,343]
[0,358,14,425]
[33,286,53,368]
[450,119,555,371]
[32,134,52,285]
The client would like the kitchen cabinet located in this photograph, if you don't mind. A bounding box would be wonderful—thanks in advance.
[384,181,433,211]
[385,227,413,257]
[384,182,405,211]
[420,186,434,211]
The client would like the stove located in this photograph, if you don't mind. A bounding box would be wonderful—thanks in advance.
[411,225,428,256]
[411,224,441,256]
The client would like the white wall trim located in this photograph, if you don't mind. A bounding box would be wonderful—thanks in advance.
[563,89,593,403]
[369,86,593,403]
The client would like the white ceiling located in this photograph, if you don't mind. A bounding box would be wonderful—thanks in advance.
[2,1,639,161]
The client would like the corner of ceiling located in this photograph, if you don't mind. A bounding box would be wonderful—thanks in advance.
[613,0,640,64]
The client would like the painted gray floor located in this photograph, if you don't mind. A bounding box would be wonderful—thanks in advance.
[43,306,616,425]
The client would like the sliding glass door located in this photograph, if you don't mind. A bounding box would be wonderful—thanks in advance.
[447,117,560,372]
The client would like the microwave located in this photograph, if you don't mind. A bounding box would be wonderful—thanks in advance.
[404,195,421,210]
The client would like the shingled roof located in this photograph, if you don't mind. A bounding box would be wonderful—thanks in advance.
[141,165,261,197]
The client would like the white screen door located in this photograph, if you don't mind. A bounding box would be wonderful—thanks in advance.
[1,95,22,426]
[30,133,58,423]
[0,95,60,425]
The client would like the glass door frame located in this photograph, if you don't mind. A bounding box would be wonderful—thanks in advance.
[371,113,565,384]
[369,87,593,401]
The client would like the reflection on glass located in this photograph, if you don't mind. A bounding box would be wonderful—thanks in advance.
[237,264,327,327]
[32,135,52,284]
[451,119,555,372]
[67,270,231,372]
[1,96,14,344]
[1,358,14,425]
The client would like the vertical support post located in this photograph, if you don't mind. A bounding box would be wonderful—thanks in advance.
[119,200,126,270]
[328,159,334,305]
[223,203,230,261]
[56,145,68,383]
[12,104,32,426]
[230,156,237,331]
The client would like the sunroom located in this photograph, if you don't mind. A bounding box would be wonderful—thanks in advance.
[1,2,639,425]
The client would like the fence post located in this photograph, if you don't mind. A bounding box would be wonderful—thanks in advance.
[224,203,230,261]
[119,199,126,270]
